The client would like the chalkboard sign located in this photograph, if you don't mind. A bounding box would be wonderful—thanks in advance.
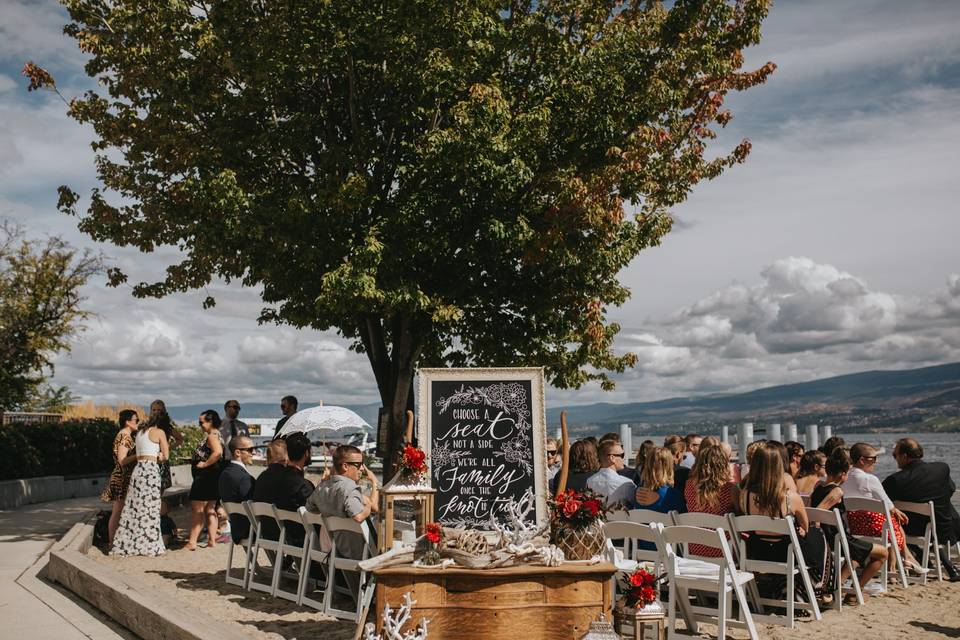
[417,368,547,530]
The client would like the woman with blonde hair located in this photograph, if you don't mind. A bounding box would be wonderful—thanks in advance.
[636,447,684,514]
[684,444,738,557]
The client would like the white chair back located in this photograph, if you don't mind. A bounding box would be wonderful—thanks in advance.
[245,501,284,596]
[806,506,865,607]
[603,520,661,573]
[656,524,759,640]
[894,500,940,583]
[628,508,676,526]
[730,514,822,626]
[843,496,909,589]
[221,502,253,589]
[321,515,374,621]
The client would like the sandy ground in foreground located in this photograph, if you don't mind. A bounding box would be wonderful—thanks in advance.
[88,504,960,639]
[88,504,357,640]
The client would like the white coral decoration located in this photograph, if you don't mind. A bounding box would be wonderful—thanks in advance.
[538,544,565,567]
[488,488,546,546]
[364,593,429,640]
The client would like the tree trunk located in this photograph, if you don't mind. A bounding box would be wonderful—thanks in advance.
[359,312,423,481]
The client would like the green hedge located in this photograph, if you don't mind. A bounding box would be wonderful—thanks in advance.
[0,418,117,481]
[171,425,205,465]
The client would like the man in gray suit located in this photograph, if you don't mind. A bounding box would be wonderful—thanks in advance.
[220,400,249,460]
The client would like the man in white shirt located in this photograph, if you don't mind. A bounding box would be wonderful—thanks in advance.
[587,440,636,508]
[545,438,561,481]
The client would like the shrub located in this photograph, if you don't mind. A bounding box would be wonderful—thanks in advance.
[0,418,117,480]
[171,425,205,465]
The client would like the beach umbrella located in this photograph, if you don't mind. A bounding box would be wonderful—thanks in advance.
[276,405,372,439]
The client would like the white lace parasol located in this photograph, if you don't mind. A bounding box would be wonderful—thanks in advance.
[276,405,372,438]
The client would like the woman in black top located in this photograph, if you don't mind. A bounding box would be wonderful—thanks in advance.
[550,440,599,493]
[811,448,888,602]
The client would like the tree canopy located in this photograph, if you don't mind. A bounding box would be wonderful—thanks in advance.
[41,0,773,465]
[0,224,100,411]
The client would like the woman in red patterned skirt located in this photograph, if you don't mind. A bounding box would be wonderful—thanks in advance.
[842,443,924,576]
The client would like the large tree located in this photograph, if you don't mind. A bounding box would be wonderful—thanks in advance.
[41,0,773,472]
[0,224,100,411]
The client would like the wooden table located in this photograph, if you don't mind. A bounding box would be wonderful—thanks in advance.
[373,562,616,639]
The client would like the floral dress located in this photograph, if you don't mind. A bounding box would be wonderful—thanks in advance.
[111,429,165,557]
[100,430,134,502]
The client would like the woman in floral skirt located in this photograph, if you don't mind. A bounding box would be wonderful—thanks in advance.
[100,409,139,545]
[111,414,169,556]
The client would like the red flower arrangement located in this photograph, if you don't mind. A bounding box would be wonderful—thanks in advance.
[549,488,609,527]
[400,444,428,475]
[425,522,443,545]
[621,568,664,609]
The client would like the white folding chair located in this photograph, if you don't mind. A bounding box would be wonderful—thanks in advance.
[805,506,864,609]
[603,520,662,575]
[272,506,311,603]
[297,510,331,610]
[672,512,735,559]
[221,502,255,589]
[844,496,909,589]
[246,501,284,596]
[894,500,941,583]
[656,524,759,640]
[730,514,822,627]
[322,515,375,622]
[628,508,677,527]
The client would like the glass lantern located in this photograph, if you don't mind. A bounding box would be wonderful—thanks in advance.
[378,472,437,553]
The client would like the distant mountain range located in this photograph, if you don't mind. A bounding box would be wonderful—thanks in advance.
[167,362,960,433]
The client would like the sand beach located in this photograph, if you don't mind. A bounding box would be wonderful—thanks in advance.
[84,504,960,640]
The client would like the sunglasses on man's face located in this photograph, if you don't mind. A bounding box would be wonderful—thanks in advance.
[546,450,558,456]
[611,452,626,459]
[235,447,256,453]
[344,461,364,469]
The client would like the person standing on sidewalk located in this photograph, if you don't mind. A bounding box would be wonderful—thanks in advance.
[219,400,248,461]
[101,409,139,545]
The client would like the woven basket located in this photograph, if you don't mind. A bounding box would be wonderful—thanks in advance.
[551,520,606,561]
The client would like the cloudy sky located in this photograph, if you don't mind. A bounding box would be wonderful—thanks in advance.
[1,0,959,410]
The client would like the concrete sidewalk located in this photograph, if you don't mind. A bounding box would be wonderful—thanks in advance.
[0,496,134,639]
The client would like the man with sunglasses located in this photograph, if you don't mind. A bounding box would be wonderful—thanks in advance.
[307,444,379,598]
[218,436,257,543]
[586,439,637,508]
[220,400,249,460]
[545,438,561,481]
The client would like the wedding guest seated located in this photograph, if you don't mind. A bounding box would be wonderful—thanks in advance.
[545,438,561,481]
[668,440,691,500]
[883,438,960,581]
[253,433,314,545]
[819,435,845,458]
[785,441,805,478]
[738,439,767,485]
[600,432,635,480]
[684,444,738,557]
[266,439,289,465]
[307,444,379,597]
[795,450,826,496]
[680,433,702,469]
[843,442,925,576]
[219,435,257,543]
[768,440,799,492]
[550,440,599,493]
[587,440,636,508]
[635,446,684,514]
[631,439,656,485]
[738,442,829,601]
[812,449,888,600]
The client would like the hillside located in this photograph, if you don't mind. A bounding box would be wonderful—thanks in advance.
[167,362,960,432]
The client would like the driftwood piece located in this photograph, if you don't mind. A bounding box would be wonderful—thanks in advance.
[555,410,569,498]
[359,547,416,572]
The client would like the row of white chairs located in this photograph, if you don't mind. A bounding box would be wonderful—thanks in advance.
[605,498,953,639]
[221,501,375,622]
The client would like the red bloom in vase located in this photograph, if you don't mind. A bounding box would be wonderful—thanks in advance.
[583,499,601,517]
[563,499,581,518]
[425,522,443,545]
[630,572,646,587]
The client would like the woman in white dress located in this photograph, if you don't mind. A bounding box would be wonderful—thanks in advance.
[111,418,169,556]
